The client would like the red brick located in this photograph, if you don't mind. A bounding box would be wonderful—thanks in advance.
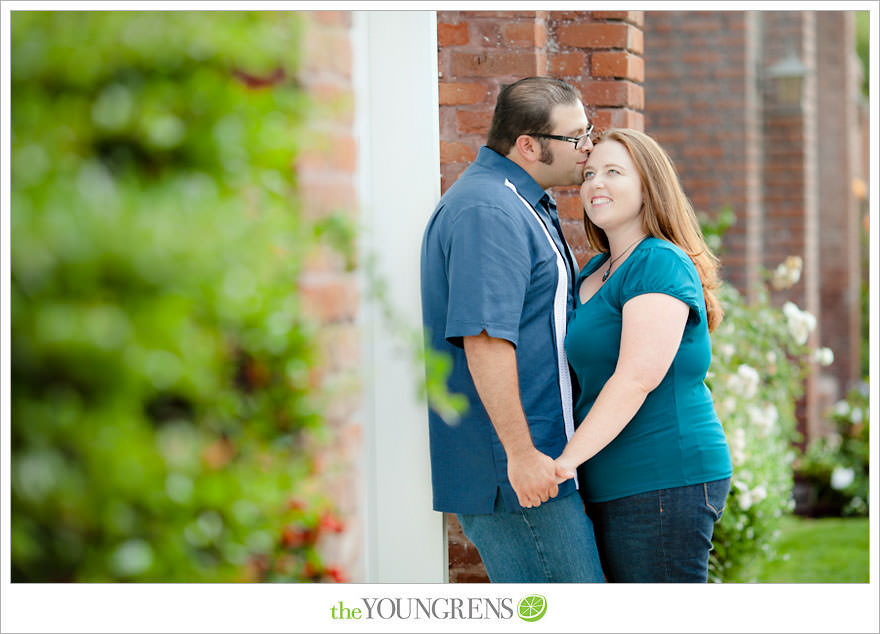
[299,179,357,219]
[548,51,586,77]
[502,21,547,47]
[456,109,494,135]
[591,51,644,82]
[299,273,358,322]
[439,82,490,105]
[558,23,642,53]
[302,24,352,78]
[440,141,477,163]
[591,108,644,131]
[557,192,586,221]
[579,80,643,109]
[592,10,644,26]
[297,133,357,173]
[451,50,540,78]
[438,22,469,46]
[467,11,543,18]
[310,11,351,26]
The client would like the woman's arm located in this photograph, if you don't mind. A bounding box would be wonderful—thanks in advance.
[555,292,690,480]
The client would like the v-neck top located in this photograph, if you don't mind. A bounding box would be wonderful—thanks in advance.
[563,237,732,502]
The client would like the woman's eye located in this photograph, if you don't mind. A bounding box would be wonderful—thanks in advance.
[583,171,595,179]
[608,168,620,175]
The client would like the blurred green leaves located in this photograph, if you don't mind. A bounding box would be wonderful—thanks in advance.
[11,11,340,582]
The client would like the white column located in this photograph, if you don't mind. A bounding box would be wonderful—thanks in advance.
[353,10,446,583]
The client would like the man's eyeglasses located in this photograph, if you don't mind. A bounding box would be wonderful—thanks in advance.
[527,124,594,150]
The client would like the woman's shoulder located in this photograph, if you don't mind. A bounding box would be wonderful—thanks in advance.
[626,237,700,285]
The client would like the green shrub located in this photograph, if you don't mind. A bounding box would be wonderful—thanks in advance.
[700,213,830,582]
[795,384,870,517]
[11,12,344,582]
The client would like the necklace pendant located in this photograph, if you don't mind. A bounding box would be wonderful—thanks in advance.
[601,268,610,282]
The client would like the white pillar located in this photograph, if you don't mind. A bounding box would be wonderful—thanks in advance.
[353,10,446,583]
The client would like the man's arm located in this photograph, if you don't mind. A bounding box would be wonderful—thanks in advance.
[463,331,558,508]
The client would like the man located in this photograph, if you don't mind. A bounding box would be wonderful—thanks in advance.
[420,77,604,582]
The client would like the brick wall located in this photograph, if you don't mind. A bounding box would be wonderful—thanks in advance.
[437,9,645,583]
[438,10,644,268]
[297,10,363,582]
[816,11,862,397]
[643,11,758,292]
[644,10,865,442]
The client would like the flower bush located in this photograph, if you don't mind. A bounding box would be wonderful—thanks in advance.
[11,12,346,582]
[795,384,869,517]
[701,214,833,582]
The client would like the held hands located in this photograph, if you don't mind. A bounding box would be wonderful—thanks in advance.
[507,449,559,508]
[554,455,577,485]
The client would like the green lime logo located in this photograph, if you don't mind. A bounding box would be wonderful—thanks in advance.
[517,594,547,622]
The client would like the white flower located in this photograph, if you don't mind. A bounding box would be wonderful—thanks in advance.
[782,301,817,345]
[833,400,851,417]
[826,433,843,451]
[830,466,855,490]
[765,351,777,364]
[851,408,863,423]
[751,485,767,504]
[719,343,735,359]
[812,347,834,366]
[729,428,747,452]
[738,490,753,511]
[747,403,778,437]
[736,364,760,399]
[771,256,803,290]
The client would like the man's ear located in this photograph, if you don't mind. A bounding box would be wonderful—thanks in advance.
[512,134,540,163]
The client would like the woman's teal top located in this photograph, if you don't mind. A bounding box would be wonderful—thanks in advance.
[564,237,732,503]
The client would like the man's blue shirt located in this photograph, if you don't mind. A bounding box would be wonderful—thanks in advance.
[420,146,578,514]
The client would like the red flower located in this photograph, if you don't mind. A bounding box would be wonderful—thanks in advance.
[281,525,316,548]
[286,497,307,512]
[318,512,345,534]
[325,566,348,583]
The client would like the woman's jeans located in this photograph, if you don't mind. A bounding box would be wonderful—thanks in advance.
[584,477,731,583]
[457,490,605,583]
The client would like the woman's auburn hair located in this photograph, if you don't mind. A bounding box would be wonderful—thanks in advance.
[582,128,724,332]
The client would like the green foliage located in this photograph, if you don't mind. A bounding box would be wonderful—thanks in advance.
[11,12,343,582]
[796,384,870,517]
[855,11,869,97]
[698,211,824,582]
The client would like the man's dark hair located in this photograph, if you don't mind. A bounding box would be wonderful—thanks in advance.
[486,77,582,156]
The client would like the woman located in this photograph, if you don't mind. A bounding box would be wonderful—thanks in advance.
[555,128,732,582]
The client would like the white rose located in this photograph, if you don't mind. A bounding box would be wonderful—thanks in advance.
[751,485,767,504]
[812,347,834,366]
[736,364,760,399]
[830,466,855,490]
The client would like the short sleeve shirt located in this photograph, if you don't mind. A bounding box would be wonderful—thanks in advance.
[564,238,732,502]
[420,147,579,514]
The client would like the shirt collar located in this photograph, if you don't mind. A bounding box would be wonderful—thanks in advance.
[475,146,553,211]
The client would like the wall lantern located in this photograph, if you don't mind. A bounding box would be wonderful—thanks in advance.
[766,51,808,106]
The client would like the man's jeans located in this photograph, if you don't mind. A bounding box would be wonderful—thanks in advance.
[457,491,605,583]
[584,477,731,583]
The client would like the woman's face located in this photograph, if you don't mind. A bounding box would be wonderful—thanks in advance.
[580,139,644,235]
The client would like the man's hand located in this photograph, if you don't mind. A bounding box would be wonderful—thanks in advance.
[508,448,559,508]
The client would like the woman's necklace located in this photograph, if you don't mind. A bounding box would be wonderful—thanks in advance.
[601,236,645,282]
